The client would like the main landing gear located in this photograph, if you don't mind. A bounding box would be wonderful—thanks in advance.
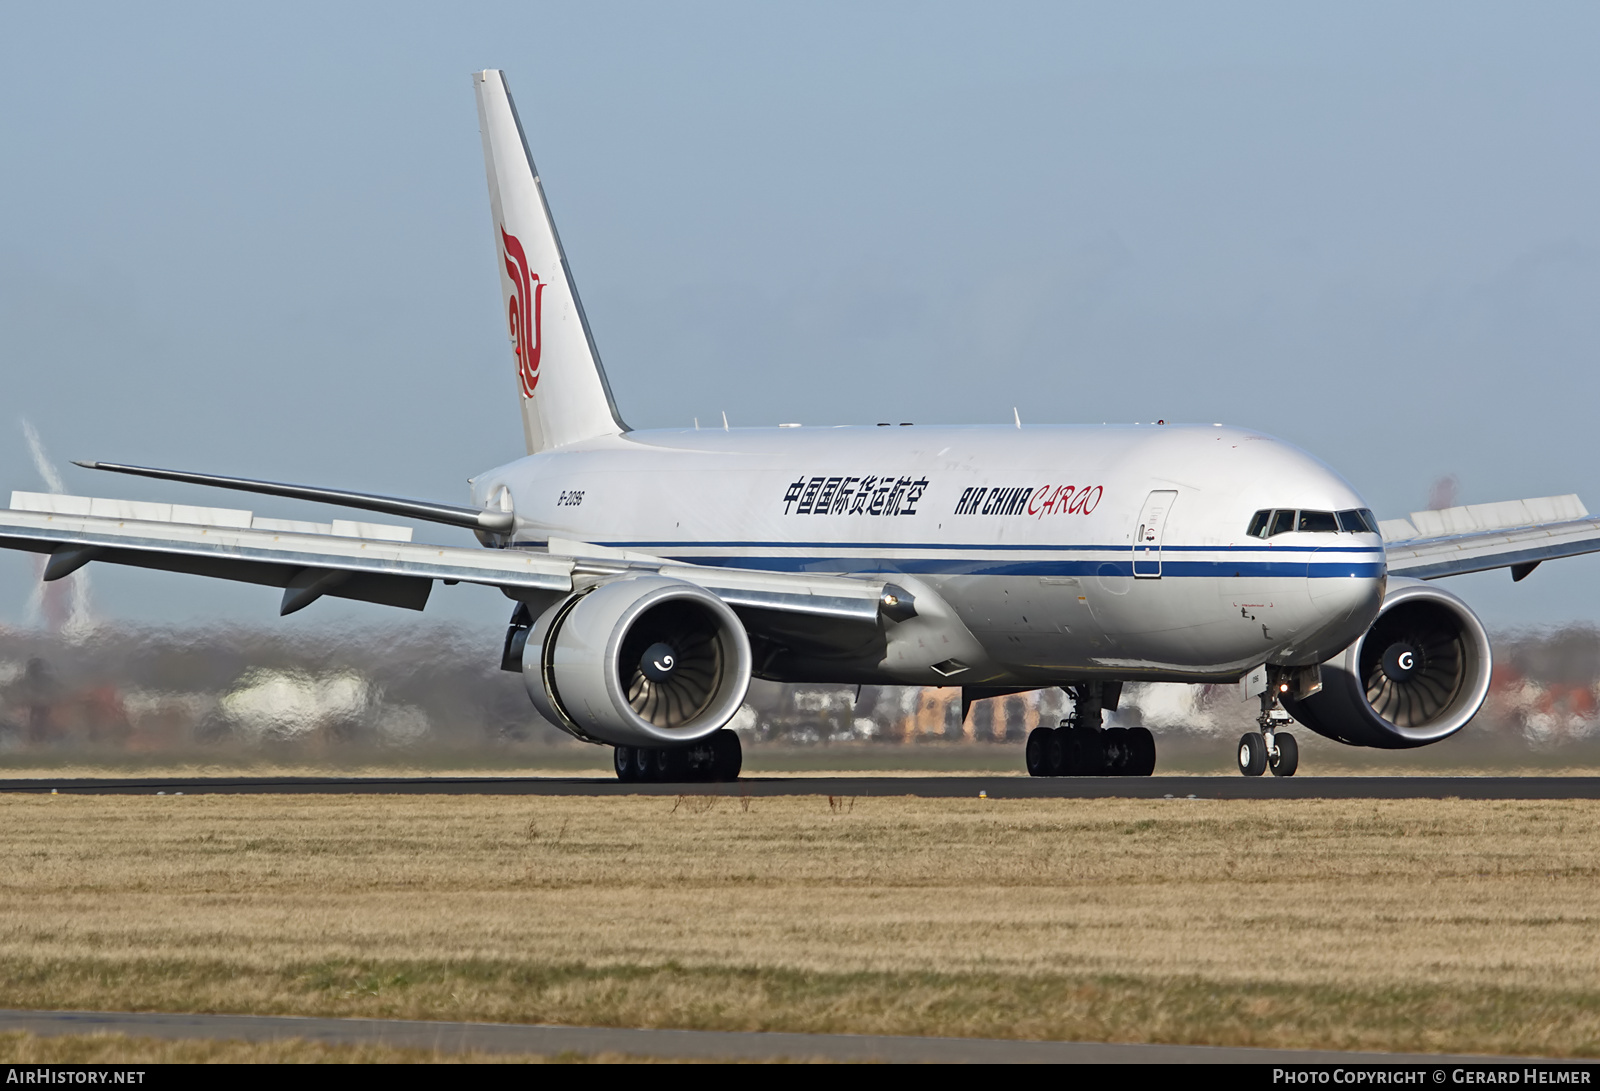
[1238,679,1299,777]
[1025,681,1156,777]
[613,728,742,783]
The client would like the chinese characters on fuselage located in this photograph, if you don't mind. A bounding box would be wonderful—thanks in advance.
[953,484,1103,517]
[781,476,930,516]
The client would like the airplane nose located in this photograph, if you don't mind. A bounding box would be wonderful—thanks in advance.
[1309,545,1386,639]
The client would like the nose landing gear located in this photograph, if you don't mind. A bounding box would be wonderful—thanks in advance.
[1026,681,1155,777]
[1238,671,1301,777]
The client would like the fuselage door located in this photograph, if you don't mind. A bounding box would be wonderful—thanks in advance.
[1132,490,1178,578]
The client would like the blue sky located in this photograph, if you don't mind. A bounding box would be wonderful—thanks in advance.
[2,2,1598,631]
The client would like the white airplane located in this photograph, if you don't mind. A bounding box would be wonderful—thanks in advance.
[5,70,1598,782]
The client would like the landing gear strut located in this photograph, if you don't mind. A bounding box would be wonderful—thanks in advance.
[613,728,742,783]
[1238,672,1300,777]
[1025,681,1155,777]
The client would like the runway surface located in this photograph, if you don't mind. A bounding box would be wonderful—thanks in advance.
[2,774,1600,799]
[0,1008,1545,1063]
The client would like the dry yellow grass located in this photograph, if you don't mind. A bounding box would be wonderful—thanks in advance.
[0,792,1597,1055]
[0,1030,673,1063]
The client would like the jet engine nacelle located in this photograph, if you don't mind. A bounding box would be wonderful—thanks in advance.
[1282,577,1492,749]
[522,576,753,747]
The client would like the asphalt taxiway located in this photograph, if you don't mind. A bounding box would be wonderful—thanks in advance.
[0,1008,1557,1063]
[2,774,1599,799]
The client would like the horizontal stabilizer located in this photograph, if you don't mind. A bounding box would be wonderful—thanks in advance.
[72,462,511,534]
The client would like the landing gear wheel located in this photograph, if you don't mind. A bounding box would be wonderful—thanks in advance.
[1269,731,1299,777]
[1127,727,1156,777]
[682,738,717,782]
[1070,729,1106,777]
[1047,728,1071,775]
[1103,727,1130,775]
[1238,732,1268,777]
[1025,727,1053,777]
[710,729,742,781]
[613,745,638,783]
[651,746,687,782]
[632,746,657,783]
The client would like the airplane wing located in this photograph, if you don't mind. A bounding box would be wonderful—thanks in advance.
[1382,494,1600,581]
[0,491,890,624]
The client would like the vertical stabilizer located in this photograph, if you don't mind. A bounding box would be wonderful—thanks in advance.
[475,70,627,453]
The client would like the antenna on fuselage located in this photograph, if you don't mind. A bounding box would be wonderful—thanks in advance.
[1013,407,1022,429]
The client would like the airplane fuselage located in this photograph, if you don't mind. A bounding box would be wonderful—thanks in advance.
[471,422,1387,688]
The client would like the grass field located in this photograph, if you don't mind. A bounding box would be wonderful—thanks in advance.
[0,791,1597,1058]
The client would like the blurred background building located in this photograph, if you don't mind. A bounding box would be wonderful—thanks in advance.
[0,616,1596,760]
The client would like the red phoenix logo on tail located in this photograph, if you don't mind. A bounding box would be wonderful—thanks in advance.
[500,225,545,397]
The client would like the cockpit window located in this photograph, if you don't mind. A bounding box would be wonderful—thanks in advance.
[1247,507,1377,537]
[1338,508,1378,534]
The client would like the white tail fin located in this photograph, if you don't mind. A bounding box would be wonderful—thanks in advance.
[475,70,627,453]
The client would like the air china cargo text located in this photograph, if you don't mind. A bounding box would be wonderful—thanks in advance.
[953,484,1104,518]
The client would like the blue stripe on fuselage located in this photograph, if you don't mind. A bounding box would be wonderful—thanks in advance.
[576,540,1385,555]
[511,538,1383,580]
[655,556,1384,578]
